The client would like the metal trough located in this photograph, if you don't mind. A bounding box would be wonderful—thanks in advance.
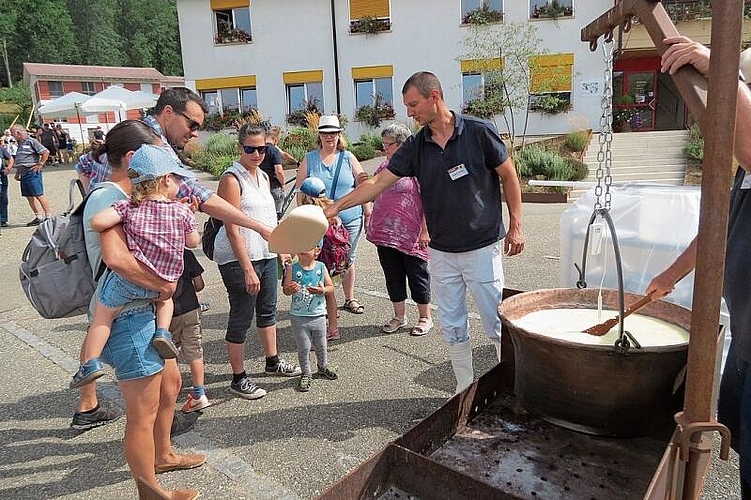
[318,289,725,500]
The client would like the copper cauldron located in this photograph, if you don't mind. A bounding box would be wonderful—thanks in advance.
[499,288,691,437]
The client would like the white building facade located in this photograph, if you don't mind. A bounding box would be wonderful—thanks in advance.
[176,0,611,138]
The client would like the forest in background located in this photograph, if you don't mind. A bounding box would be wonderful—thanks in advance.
[0,0,183,87]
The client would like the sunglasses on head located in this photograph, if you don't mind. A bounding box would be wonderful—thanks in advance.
[242,145,268,154]
[177,110,201,131]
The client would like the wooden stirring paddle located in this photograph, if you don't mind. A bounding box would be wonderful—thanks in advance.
[583,293,655,336]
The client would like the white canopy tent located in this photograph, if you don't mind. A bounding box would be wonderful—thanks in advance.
[85,86,157,112]
[37,92,97,146]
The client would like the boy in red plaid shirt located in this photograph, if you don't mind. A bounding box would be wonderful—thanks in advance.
[70,145,200,388]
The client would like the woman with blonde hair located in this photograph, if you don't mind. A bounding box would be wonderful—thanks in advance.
[295,116,371,339]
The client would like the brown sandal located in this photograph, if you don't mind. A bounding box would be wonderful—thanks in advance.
[343,299,365,314]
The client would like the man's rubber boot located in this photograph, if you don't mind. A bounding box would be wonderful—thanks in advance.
[448,339,474,395]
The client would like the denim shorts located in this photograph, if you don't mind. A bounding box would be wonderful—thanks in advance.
[99,271,158,309]
[100,304,164,381]
[342,216,364,265]
[20,170,44,197]
[219,258,278,343]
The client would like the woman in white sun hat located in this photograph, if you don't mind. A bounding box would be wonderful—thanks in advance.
[295,115,371,339]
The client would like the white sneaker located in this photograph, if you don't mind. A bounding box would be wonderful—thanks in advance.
[181,393,211,413]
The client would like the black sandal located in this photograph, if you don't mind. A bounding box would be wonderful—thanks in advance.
[343,299,365,314]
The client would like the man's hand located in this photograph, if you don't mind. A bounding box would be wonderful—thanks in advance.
[504,225,525,256]
[32,164,42,173]
[661,36,710,77]
[324,203,340,220]
[645,271,678,300]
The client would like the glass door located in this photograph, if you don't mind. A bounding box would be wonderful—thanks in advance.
[613,71,656,132]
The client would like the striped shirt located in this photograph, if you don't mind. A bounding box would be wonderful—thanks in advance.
[112,198,197,282]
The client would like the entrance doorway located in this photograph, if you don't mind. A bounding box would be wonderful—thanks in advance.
[613,56,688,132]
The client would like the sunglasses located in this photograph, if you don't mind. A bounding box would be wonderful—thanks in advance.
[242,145,268,155]
[177,110,201,131]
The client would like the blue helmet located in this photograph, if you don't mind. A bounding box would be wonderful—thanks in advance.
[300,177,327,198]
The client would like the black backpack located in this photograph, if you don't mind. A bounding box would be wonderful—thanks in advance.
[201,171,242,260]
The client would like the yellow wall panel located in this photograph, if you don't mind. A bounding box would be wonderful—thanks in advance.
[351,65,394,79]
[460,58,504,73]
[210,0,249,10]
[283,70,324,85]
[195,75,256,91]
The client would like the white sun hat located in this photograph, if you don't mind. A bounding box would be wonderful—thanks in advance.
[318,115,343,133]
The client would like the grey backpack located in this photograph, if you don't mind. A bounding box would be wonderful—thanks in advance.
[19,180,103,319]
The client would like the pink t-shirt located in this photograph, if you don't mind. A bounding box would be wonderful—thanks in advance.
[366,159,428,261]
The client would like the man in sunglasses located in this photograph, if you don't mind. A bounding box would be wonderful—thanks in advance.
[72,87,276,434]
[76,88,272,237]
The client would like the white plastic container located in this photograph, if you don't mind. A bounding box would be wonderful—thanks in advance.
[560,183,730,370]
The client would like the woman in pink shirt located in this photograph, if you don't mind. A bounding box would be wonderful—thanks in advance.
[366,124,432,336]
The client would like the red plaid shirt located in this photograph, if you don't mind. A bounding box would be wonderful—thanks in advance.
[113,199,197,282]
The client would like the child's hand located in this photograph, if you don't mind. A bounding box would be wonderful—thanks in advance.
[307,283,325,295]
[283,281,302,295]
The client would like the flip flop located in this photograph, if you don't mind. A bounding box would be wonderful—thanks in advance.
[410,317,433,336]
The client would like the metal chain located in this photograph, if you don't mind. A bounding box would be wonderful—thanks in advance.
[595,40,615,210]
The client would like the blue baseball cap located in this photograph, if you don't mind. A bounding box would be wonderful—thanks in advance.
[129,144,196,185]
[299,177,327,198]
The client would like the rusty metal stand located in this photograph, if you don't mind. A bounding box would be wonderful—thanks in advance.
[582,0,741,497]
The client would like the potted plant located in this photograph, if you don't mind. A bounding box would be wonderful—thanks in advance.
[349,16,391,34]
[613,108,637,132]
[531,0,573,20]
[355,93,395,127]
[463,4,504,24]
[215,26,252,44]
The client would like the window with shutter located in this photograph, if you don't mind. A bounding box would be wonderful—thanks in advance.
[349,0,391,33]
[528,53,574,114]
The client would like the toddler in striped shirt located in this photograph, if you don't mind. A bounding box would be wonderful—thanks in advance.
[70,145,200,389]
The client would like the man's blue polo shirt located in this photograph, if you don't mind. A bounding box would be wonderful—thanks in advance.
[387,112,509,253]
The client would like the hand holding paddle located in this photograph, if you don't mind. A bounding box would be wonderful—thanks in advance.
[583,293,654,336]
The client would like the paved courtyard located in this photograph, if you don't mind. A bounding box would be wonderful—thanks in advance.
[0,158,738,498]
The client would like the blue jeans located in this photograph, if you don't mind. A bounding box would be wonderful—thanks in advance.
[100,304,163,381]
[99,271,158,309]
[0,172,7,223]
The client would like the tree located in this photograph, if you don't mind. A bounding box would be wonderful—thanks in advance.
[0,5,18,87]
[7,0,81,80]
[460,22,548,152]
[118,0,183,76]
[67,0,125,67]
[0,84,32,122]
